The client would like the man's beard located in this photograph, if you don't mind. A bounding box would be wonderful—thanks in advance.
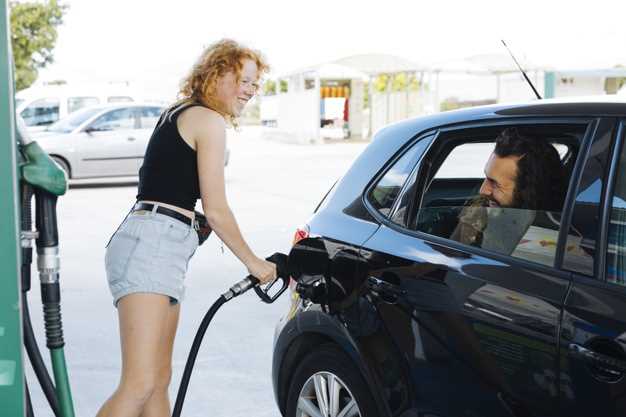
[483,192,521,209]
[473,195,508,209]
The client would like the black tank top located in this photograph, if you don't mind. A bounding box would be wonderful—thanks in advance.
[136,103,203,211]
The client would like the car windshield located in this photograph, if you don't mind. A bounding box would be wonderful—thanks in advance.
[46,107,102,133]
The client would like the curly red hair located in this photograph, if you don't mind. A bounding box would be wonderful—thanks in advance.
[177,39,269,123]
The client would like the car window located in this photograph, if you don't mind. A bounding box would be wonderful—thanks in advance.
[435,142,495,178]
[20,98,60,126]
[139,106,162,129]
[563,121,614,276]
[394,124,587,268]
[606,128,626,285]
[47,106,102,134]
[367,137,432,217]
[68,96,99,113]
[88,108,136,131]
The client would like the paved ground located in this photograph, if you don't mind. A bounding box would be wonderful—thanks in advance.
[24,127,367,417]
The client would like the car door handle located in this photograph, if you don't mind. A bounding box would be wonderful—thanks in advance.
[127,136,136,142]
[568,343,626,375]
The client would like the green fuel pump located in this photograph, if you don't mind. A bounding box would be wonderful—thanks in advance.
[19,131,75,417]
[0,0,25,414]
[0,0,75,412]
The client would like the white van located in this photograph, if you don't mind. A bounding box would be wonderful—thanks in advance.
[16,83,139,131]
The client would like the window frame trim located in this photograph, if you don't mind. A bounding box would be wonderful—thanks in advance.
[558,118,617,277]
[598,120,626,281]
[554,118,604,270]
[362,132,436,225]
[367,116,596,274]
[388,132,439,217]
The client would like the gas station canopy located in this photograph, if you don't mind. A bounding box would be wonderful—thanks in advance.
[332,53,427,75]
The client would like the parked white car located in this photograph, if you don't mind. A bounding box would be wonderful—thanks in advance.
[33,103,164,179]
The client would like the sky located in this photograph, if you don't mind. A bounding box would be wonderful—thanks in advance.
[35,0,626,100]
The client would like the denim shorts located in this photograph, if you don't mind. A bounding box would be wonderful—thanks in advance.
[104,207,199,307]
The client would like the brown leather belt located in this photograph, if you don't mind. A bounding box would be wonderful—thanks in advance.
[133,202,193,226]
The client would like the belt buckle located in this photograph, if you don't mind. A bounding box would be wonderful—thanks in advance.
[193,219,200,230]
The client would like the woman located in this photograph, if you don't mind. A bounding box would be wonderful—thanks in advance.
[97,39,276,417]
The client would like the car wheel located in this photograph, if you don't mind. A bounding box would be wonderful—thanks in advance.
[51,156,70,179]
[286,344,379,417]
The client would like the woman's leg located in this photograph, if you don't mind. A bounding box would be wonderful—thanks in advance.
[96,293,173,417]
[139,300,181,417]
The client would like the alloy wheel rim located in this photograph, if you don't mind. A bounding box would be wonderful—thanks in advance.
[296,371,361,417]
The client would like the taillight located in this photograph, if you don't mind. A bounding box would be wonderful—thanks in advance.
[292,225,309,246]
[289,225,310,291]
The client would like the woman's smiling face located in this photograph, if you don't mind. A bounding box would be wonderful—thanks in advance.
[215,59,259,117]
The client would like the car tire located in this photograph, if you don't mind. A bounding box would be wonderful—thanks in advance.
[285,344,379,417]
[51,156,70,179]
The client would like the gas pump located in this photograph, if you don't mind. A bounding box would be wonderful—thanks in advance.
[0,0,27,413]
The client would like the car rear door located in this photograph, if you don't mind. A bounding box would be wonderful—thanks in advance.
[559,118,626,416]
[133,106,163,172]
[74,107,142,177]
[359,120,595,417]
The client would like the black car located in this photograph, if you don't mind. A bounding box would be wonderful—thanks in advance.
[272,99,626,417]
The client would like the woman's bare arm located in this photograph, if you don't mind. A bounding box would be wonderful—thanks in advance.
[182,107,275,282]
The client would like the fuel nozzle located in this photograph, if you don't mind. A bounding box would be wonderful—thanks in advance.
[222,253,290,303]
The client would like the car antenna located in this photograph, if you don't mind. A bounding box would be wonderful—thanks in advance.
[501,40,542,100]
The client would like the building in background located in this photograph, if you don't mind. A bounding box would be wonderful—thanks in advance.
[260,54,429,143]
[261,53,626,143]
[544,68,626,98]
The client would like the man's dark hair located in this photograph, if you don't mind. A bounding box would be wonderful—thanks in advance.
[494,128,566,211]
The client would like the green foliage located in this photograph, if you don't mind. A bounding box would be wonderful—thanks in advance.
[279,79,288,93]
[263,79,276,95]
[10,0,67,91]
[373,74,388,92]
[373,73,424,93]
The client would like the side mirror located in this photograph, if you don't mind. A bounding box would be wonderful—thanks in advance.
[83,126,97,135]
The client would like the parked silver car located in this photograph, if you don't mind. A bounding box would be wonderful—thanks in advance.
[32,103,164,179]
[34,103,231,180]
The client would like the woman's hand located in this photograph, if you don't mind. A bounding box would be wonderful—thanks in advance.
[246,257,277,284]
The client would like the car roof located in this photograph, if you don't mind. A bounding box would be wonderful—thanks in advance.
[386,97,626,136]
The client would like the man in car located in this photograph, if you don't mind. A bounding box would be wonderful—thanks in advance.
[451,127,566,252]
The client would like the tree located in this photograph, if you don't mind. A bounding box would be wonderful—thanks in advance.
[373,73,424,93]
[10,0,67,91]
[263,79,276,95]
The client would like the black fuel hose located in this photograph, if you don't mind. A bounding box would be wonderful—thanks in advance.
[171,293,229,417]
[171,253,288,417]
[21,183,61,417]
[172,274,264,417]
[25,378,34,417]
[22,293,61,417]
